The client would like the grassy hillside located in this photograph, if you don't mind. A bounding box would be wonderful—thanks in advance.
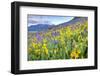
[28,19,88,61]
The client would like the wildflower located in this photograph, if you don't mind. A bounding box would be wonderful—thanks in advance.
[66,27,72,38]
[42,43,48,55]
[32,43,38,48]
[32,43,36,48]
[70,49,81,59]
[43,43,46,47]
[44,48,48,55]
[36,33,42,42]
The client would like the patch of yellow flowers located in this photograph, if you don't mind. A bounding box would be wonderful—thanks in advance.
[66,27,73,38]
[70,49,81,59]
[42,44,48,55]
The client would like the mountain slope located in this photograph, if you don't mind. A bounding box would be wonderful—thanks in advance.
[28,17,87,32]
[58,17,87,27]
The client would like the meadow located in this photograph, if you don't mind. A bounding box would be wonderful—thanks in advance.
[28,19,88,61]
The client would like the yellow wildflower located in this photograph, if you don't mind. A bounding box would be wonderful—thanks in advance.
[70,49,81,59]
[32,43,36,47]
[42,43,48,55]
[44,48,48,55]
[66,27,72,38]
[32,43,38,48]
[43,44,46,47]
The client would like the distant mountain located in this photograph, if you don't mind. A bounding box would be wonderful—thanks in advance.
[28,24,54,32]
[28,17,87,32]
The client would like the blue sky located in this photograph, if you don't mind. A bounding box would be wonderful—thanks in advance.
[28,15,74,27]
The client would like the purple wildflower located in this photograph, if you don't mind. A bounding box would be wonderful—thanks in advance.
[52,31,59,36]
[36,33,42,42]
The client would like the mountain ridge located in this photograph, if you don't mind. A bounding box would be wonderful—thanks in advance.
[28,17,87,32]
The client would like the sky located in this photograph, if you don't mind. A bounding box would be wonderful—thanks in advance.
[28,15,74,27]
